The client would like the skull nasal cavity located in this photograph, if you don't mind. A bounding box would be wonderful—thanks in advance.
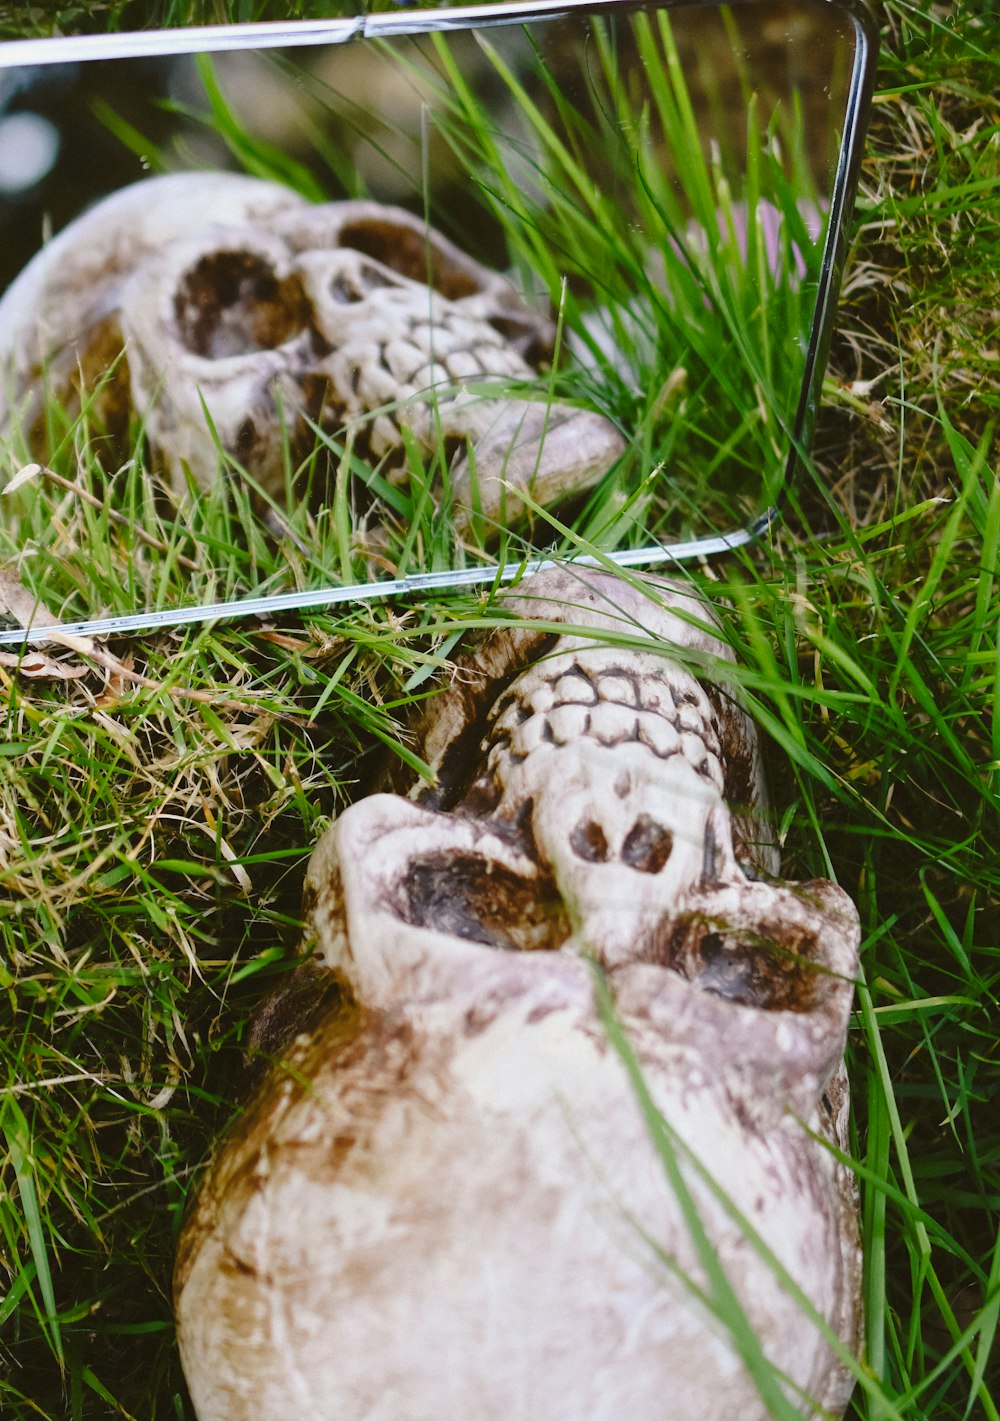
[622,816,673,874]
[175,251,309,359]
[570,821,609,863]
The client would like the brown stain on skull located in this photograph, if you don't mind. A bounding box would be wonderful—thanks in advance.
[16,316,134,462]
[173,981,368,1298]
[242,960,347,1095]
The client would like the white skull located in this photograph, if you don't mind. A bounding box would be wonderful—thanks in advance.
[0,172,623,529]
[175,568,862,1421]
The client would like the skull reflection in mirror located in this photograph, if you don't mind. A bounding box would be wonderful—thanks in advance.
[175,568,862,1421]
[0,172,623,533]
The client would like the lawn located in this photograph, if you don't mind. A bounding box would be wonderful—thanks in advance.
[0,1,997,1418]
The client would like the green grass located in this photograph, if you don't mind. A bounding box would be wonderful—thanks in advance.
[0,1,998,1418]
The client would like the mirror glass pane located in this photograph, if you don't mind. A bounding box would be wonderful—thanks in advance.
[0,0,859,626]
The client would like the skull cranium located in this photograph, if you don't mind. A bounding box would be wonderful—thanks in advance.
[174,568,862,1421]
[0,172,624,531]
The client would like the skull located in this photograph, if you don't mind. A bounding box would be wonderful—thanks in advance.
[0,172,624,531]
[174,568,862,1421]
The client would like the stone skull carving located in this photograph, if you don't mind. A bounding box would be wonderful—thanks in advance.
[0,172,623,531]
[174,567,862,1421]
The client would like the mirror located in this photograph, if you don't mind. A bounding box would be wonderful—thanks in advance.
[0,0,876,642]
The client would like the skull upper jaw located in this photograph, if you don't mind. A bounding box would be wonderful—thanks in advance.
[305,774,858,1131]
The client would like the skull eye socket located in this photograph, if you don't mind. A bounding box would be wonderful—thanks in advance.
[397,852,569,953]
[175,250,310,359]
[662,921,819,1012]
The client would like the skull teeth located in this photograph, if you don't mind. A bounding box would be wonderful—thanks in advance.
[527,683,556,717]
[490,706,723,790]
[546,703,591,745]
[552,672,598,707]
[485,664,724,789]
[506,712,549,757]
[594,673,640,708]
[637,715,681,758]
[492,670,719,742]
[677,703,709,734]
